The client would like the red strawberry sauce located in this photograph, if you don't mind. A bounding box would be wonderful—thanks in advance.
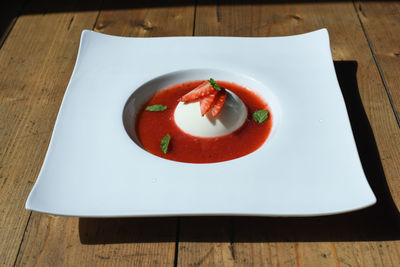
[135,81,273,163]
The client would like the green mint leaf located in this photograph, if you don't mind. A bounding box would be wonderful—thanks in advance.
[208,78,222,91]
[253,110,269,124]
[160,134,171,154]
[145,104,167,111]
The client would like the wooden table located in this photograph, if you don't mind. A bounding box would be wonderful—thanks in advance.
[1,1,400,266]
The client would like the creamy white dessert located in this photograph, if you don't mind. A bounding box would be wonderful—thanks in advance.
[174,90,248,137]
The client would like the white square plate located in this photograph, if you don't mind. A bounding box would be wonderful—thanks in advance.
[26,29,376,217]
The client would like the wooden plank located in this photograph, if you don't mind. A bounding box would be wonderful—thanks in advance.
[355,1,400,124]
[94,0,195,37]
[16,216,177,266]
[0,0,100,265]
[175,1,400,266]
[12,1,195,266]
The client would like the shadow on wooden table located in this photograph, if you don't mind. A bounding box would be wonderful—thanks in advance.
[79,61,400,244]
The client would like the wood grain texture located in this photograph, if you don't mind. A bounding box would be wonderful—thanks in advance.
[174,1,400,266]
[355,1,400,123]
[11,1,195,266]
[0,0,100,265]
[177,217,235,266]
[16,216,178,266]
[94,0,195,37]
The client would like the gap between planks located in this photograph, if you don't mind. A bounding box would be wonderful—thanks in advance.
[173,217,181,267]
[12,213,32,267]
[352,1,400,128]
[174,3,197,266]
[92,0,104,32]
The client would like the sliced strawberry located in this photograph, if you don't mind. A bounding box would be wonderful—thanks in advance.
[211,90,227,118]
[199,92,217,116]
[180,81,215,102]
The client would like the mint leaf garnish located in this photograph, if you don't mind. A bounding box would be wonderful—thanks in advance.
[160,134,171,154]
[208,78,222,91]
[145,104,167,111]
[253,110,269,124]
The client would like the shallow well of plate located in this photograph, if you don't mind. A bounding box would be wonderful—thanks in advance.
[122,69,280,150]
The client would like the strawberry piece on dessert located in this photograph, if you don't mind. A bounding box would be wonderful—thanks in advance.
[199,92,217,116]
[211,90,227,118]
[180,81,215,102]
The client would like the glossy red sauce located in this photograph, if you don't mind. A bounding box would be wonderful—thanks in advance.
[135,81,273,163]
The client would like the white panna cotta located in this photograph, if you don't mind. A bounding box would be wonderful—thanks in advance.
[174,90,248,137]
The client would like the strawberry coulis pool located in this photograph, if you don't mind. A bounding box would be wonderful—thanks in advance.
[135,81,273,163]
